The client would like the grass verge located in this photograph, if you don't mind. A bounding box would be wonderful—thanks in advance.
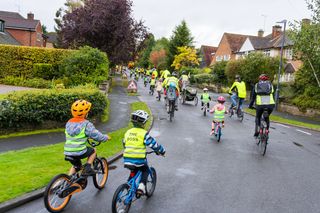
[0,94,7,100]
[0,101,152,203]
[101,98,110,123]
[244,108,320,131]
[0,128,65,140]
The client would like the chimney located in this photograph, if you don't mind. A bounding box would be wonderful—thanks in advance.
[272,25,282,38]
[302,18,311,25]
[258,29,264,37]
[27,12,34,20]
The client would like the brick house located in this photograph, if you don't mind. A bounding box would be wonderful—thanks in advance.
[210,33,249,66]
[199,45,218,68]
[0,11,44,47]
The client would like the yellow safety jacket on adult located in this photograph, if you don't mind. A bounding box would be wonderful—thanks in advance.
[181,74,189,81]
[123,128,147,159]
[64,127,88,154]
[161,70,171,79]
[162,76,180,92]
[255,83,275,105]
[229,81,247,98]
[213,106,226,122]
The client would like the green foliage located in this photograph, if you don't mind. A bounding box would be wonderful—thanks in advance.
[149,37,170,70]
[171,46,199,70]
[288,0,320,110]
[33,63,59,80]
[137,34,155,68]
[168,20,194,70]
[225,52,280,85]
[0,76,52,88]
[0,45,71,78]
[192,73,215,84]
[211,61,228,85]
[60,46,109,86]
[0,86,107,131]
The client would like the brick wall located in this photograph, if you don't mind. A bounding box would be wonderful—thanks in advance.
[211,35,232,64]
[6,23,43,47]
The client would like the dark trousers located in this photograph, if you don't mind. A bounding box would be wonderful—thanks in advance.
[201,102,210,108]
[126,165,149,185]
[255,105,274,132]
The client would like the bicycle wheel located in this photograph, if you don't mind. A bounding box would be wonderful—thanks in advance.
[258,134,268,156]
[44,174,72,213]
[93,157,109,189]
[228,109,233,118]
[146,167,157,198]
[238,110,244,122]
[112,184,131,213]
[194,96,198,106]
[217,126,222,142]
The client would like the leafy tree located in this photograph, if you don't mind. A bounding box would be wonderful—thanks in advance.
[171,46,199,70]
[150,49,167,70]
[225,52,279,86]
[167,20,194,69]
[41,25,48,34]
[211,61,228,85]
[137,34,155,68]
[289,0,320,110]
[60,0,147,65]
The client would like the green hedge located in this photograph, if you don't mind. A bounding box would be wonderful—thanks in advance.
[0,76,52,88]
[192,73,215,84]
[0,45,72,78]
[0,85,107,131]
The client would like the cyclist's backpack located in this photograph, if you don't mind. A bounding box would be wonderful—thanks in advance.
[256,81,272,95]
[167,85,176,101]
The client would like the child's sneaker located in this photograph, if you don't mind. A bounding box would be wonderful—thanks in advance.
[210,129,215,135]
[82,163,95,176]
[137,183,146,195]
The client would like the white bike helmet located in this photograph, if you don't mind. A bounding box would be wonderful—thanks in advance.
[203,88,208,91]
[131,110,149,124]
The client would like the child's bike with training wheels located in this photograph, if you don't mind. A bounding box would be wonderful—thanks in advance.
[212,121,223,142]
[256,108,270,156]
[43,140,109,213]
[111,151,160,213]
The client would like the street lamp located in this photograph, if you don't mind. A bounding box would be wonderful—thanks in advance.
[275,19,287,110]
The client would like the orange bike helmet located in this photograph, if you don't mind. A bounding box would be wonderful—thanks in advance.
[71,100,92,118]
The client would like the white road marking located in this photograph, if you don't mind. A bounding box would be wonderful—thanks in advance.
[276,123,291,128]
[296,129,312,136]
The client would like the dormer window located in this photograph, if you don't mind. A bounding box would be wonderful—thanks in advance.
[0,20,4,33]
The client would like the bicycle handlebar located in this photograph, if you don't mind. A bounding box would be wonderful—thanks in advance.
[87,139,101,147]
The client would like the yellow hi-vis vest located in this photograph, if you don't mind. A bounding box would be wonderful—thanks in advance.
[255,84,275,105]
[213,106,226,122]
[123,128,147,159]
[64,127,88,153]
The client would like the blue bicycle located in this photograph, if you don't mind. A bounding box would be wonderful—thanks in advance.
[213,121,223,142]
[112,151,157,213]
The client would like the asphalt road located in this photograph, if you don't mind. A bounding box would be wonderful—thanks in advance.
[8,78,320,213]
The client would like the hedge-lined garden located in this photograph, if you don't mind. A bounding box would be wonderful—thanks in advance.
[0,85,107,133]
[0,45,109,88]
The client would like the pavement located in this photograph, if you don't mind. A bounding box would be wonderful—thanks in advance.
[0,85,34,94]
[0,77,138,153]
[7,76,320,213]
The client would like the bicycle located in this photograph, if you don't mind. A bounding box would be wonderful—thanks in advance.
[44,140,109,213]
[149,85,155,96]
[212,121,223,142]
[156,90,161,101]
[256,108,270,156]
[201,102,210,116]
[228,96,244,122]
[111,151,158,213]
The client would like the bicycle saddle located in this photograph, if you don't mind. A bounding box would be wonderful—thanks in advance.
[65,156,77,162]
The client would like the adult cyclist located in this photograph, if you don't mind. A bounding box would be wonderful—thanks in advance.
[248,74,275,137]
[179,71,189,93]
[229,75,246,112]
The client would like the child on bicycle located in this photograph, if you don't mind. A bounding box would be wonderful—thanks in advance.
[209,96,228,135]
[64,100,110,176]
[200,88,211,111]
[123,110,165,195]
[150,76,156,92]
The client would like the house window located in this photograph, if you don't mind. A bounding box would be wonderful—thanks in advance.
[263,49,271,57]
[0,21,4,33]
[223,55,230,61]
[37,33,42,41]
[285,48,293,60]
[216,55,222,62]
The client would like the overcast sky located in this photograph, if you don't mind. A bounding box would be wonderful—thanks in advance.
[1,0,310,47]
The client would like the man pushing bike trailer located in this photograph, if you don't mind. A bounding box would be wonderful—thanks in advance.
[248,74,275,137]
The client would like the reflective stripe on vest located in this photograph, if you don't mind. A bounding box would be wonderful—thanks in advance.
[64,127,88,153]
[255,85,275,105]
[123,128,147,159]
[202,93,210,103]
[213,106,226,122]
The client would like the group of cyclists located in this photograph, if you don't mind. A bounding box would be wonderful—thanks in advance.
[55,65,276,213]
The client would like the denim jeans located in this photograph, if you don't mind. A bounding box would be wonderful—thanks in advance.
[230,94,244,110]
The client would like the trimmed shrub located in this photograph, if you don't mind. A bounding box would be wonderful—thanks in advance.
[192,73,215,84]
[0,45,72,78]
[33,63,57,80]
[0,76,52,88]
[0,85,107,131]
[60,46,109,86]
